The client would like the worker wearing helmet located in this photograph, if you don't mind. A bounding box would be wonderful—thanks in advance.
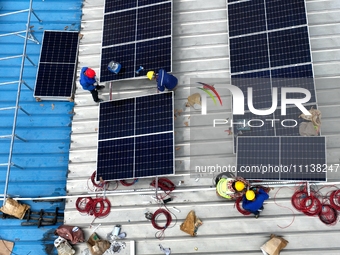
[242,188,269,218]
[147,69,178,92]
[216,177,248,199]
[79,67,105,103]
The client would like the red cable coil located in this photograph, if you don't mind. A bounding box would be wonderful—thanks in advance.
[91,171,109,188]
[301,195,322,216]
[235,197,251,215]
[120,179,138,186]
[151,209,172,230]
[318,204,338,225]
[75,197,111,218]
[150,178,175,192]
[329,190,340,211]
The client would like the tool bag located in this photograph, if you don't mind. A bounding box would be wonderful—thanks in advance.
[87,232,111,255]
[55,225,85,244]
[180,210,202,236]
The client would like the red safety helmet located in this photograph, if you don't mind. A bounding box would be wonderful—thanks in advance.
[85,68,96,78]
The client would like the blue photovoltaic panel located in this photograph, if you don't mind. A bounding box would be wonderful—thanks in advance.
[231,70,272,111]
[229,33,269,73]
[136,37,172,73]
[269,27,311,67]
[35,63,75,97]
[100,43,136,82]
[97,139,135,180]
[237,136,326,181]
[102,10,136,46]
[135,93,173,135]
[98,98,135,140]
[138,0,169,6]
[40,31,79,63]
[101,1,172,82]
[227,0,266,37]
[135,133,174,177]
[104,0,136,13]
[266,0,307,30]
[35,31,79,98]
[280,137,326,181]
[233,112,275,153]
[237,137,280,180]
[274,104,318,136]
[271,64,316,105]
[97,92,174,180]
[137,3,171,41]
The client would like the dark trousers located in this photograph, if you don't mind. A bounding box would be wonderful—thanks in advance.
[90,89,99,102]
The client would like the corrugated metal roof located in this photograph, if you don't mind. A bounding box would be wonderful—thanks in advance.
[29,0,340,254]
[0,0,81,254]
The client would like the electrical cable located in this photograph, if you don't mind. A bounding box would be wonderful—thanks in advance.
[150,178,175,200]
[234,197,251,216]
[318,203,338,225]
[151,208,172,240]
[273,187,296,229]
[75,197,111,218]
[120,179,138,186]
[329,189,340,211]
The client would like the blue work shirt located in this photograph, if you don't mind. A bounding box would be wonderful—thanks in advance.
[79,67,96,91]
[156,69,178,92]
[242,189,269,214]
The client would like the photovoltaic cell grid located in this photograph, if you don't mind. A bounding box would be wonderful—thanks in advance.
[237,136,326,181]
[96,92,174,180]
[232,104,319,152]
[34,31,79,98]
[100,0,172,82]
[228,0,316,109]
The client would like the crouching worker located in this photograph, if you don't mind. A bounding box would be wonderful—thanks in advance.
[242,188,269,219]
[147,69,178,92]
[216,177,249,200]
[79,67,105,103]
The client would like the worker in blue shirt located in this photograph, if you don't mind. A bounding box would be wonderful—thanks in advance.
[242,188,269,218]
[79,67,105,103]
[147,69,178,92]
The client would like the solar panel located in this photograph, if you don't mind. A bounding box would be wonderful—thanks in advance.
[34,31,79,100]
[100,1,172,82]
[231,70,272,111]
[265,0,307,30]
[96,92,174,181]
[237,136,327,181]
[229,33,269,73]
[271,64,316,105]
[102,10,136,46]
[136,3,172,41]
[227,0,266,37]
[269,27,311,67]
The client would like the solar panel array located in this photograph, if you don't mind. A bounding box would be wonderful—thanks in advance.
[228,0,316,110]
[96,92,174,181]
[237,136,327,181]
[34,31,79,99]
[100,0,172,82]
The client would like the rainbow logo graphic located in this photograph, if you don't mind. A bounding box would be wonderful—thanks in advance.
[196,82,223,106]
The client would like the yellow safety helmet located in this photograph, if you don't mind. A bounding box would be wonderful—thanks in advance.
[147,71,155,80]
[246,190,255,201]
[235,181,245,192]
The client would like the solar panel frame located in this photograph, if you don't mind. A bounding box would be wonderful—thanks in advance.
[96,92,175,181]
[100,1,173,82]
[236,136,327,181]
[34,31,79,100]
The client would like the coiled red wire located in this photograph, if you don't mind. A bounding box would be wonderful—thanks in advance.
[76,197,111,218]
[120,179,138,186]
[329,190,340,211]
[151,208,172,240]
[150,178,175,200]
[235,197,251,215]
[318,203,338,225]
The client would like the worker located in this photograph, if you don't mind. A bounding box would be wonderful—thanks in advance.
[147,69,178,92]
[216,177,248,199]
[79,67,105,103]
[242,188,269,218]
